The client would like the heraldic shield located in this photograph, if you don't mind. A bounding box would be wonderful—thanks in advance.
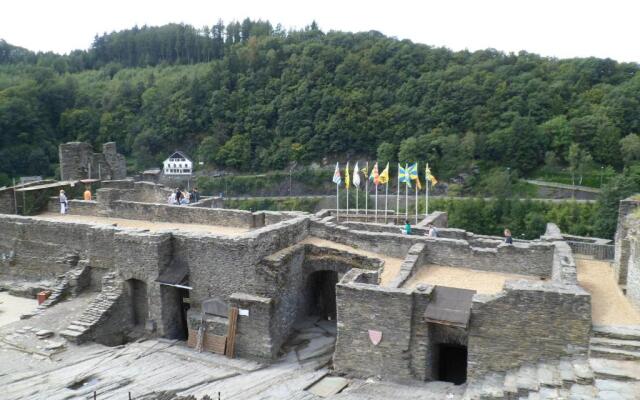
[368,329,382,345]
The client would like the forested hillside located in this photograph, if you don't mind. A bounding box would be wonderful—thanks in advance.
[1,19,639,187]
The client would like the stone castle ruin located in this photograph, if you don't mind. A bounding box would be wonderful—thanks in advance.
[59,141,126,181]
[1,146,639,399]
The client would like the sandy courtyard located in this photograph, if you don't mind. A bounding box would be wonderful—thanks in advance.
[576,258,640,325]
[0,292,38,327]
[300,237,403,286]
[403,265,537,294]
[33,212,250,236]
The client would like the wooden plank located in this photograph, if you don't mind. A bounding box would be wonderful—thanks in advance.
[187,328,227,355]
[225,307,239,358]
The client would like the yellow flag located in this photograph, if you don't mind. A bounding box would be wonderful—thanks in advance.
[425,164,438,186]
[345,161,350,189]
[379,163,390,184]
[415,175,422,190]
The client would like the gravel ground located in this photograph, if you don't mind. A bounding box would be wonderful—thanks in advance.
[300,237,404,286]
[33,212,250,236]
[576,258,640,325]
[403,265,537,294]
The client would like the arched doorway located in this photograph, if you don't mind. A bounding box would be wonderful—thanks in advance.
[306,270,338,320]
[126,279,148,327]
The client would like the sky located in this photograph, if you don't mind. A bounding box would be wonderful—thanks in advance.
[1,0,638,63]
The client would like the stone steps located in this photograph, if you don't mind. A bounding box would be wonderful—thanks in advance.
[60,272,122,344]
[466,327,640,400]
[592,325,640,341]
[590,345,640,361]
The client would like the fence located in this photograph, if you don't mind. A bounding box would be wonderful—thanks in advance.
[566,240,614,260]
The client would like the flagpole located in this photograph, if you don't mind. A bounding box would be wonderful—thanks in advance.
[405,163,408,219]
[426,163,429,217]
[396,163,400,224]
[415,162,418,224]
[385,181,389,223]
[336,181,339,222]
[346,180,349,221]
[375,184,378,223]
[365,161,369,220]
[356,185,359,216]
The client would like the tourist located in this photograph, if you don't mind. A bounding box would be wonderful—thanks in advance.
[175,188,183,205]
[190,187,200,203]
[180,190,190,205]
[504,228,513,244]
[427,224,439,238]
[403,219,412,235]
[59,190,68,215]
[83,186,92,201]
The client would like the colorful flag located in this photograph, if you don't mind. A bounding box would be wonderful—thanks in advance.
[332,162,341,185]
[415,175,422,190]
[353,162,361,188]
[345,162,350,189]
[379,163,390,185]
[370,162,380,185]
[361,163,368,176]
[425,164,438,186]
[407,163,418,180]
[399,164,412,188]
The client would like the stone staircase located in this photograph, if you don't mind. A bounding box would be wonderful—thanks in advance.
[463,325,640,399]
[60,272,123,344]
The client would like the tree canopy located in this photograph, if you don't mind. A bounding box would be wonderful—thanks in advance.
[0,19,639,184]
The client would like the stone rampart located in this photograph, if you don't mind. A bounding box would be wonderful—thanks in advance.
[467,280,591,380]
[615,197,640,284]
[311,217,554,277]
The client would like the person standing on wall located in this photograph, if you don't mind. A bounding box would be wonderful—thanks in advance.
[59,190,68,215]
[83,186,92,201]
[504,228,513,244]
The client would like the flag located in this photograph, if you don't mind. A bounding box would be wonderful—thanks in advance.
[399,164,412,188]
[332,162,341,185]
[425,164,438,186]
[345,161,350,189]
[353,162,361,188]
[361,163,368,176]
[379,163,390,185]
[408,162,421,189]
[370,162,380,185]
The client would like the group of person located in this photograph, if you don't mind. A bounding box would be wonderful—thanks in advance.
[168,187,200,205]
[58,186,93,214]
[401,219,514,244]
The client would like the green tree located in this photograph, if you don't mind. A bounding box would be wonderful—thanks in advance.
[620,133,640,166]
[217,134,252,169]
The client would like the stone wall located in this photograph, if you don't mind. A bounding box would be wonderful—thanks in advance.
[615,197,640,284]
[47,198,100,216]
[626,218,640,311]
[467,280,591,380]
[0,186,16,214]
[59,141,126,181]
[388,243,427,288]
[311,217,554,277]
[333,269,421,382]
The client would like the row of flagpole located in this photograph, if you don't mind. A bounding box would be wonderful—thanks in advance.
[332,161,438,224]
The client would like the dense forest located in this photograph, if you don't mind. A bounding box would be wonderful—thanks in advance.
[1,19,640,237]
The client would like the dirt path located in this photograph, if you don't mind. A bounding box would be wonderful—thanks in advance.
[33,213,250,236]
[576,258,640,325]
[300,237,403,286]
[0,292,38,327]
[403,265,536,294]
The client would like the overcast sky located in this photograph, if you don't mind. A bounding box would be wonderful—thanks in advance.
[2,0,638,62]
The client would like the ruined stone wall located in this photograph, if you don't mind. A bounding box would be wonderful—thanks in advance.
[626,218,640,311]
[59,142,126,181]
[107,201,256,228]
[614,197,640,284]
[0,187,16,214]
[333,269,420,382]
[47,198,100,216]
[467,280,591,380]
[311,218,554,277]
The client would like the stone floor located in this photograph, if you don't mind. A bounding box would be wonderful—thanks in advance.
[403,265,537,294]
[32,213,251,236]
[0,296,463,400]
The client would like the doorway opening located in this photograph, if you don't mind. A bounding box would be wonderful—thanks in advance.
[307,270,338,320]
[160,285,190,340]
[127,279,148,327]
[436,344,467,385]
